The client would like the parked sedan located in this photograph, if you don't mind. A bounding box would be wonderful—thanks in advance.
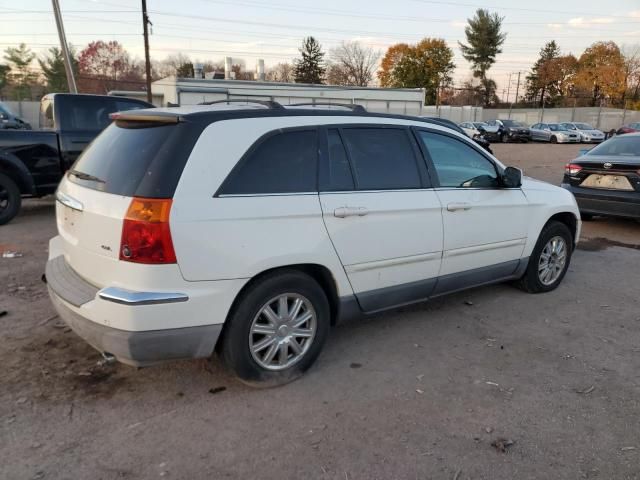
[459,121,481,138]
[560,122,605,143]
[616,122,640,135]
[530,123,580,143]
[561,133,640,220]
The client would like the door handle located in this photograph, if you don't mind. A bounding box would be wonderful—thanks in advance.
[447,202,472,212]
[334,206,369,218]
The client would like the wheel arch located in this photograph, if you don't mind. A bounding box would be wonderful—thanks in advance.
[545,212,578,245]
[0,153,36,195]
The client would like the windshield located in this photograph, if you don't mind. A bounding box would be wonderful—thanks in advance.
[574,123,594,130]
[561,123,576,130]
[587,136,640,157]
[502,120,526,128]
[473,122,487,128]
[0,103,13,116]
[548,124,562,131]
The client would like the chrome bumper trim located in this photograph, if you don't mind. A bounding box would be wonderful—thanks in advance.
[98,287,189,306]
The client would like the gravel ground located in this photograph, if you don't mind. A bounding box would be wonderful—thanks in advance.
[1,143,639,480]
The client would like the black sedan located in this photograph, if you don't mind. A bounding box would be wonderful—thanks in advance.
[561,133,640,220]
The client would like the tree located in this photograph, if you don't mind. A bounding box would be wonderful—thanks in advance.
[459,9,506,106]
[378,38,455,105]
[4,43,36,100]
[326,42,379,87]
[525,41,561,106]
[0,64,9,94]
[267,63,294,83]
[621,44,640,105]
[39,47,78,93]
[574,41,626,106]
[294,36,326,84]
[77,40,143,93]
[176,62,194,78]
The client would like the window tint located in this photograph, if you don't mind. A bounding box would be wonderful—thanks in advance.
[340,128,421,190]
[221,130,318,194]
[418,131,499,188]
[323,129,354,191]
[116,100,149,112]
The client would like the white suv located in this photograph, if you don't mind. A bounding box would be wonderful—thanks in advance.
[46,102,580,386]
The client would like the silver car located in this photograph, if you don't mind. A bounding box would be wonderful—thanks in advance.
[530,123,580,143]
[561,122,605,143]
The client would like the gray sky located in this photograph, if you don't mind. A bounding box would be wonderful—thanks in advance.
[2,0,639,94]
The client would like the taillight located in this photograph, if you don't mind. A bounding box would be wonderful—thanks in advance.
[565,163,582,176]
[120,198,177,264]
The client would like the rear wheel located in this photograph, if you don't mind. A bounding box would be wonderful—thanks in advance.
[517,221,573,293]
[0,172,21,225]
[220,270,330,387]
[501,133,509,143]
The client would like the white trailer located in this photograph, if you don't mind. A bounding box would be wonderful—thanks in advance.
[150,77,425,115]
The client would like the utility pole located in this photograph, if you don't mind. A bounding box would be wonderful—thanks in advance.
[141,0,152,103]
[505,72,512,104]
[508,71,522,120]
[51,0,77,93]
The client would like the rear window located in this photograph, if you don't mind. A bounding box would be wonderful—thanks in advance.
[68,121,204,197]
[57,96,150,131]
[587,136,640,157]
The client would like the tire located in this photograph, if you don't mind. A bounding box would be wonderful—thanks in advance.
[501,133,509,143]
[220,270,330,387]
[550,135,557,144]
[0,172,21,225]
[517,221,573,294]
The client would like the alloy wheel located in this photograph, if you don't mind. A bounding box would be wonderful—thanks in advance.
[249,293,317,371]
[538,236,567,286]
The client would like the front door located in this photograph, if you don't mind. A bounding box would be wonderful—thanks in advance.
[319,126,443,312]
[414,129,530,294]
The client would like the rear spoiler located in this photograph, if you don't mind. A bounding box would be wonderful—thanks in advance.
[109,111,182,124]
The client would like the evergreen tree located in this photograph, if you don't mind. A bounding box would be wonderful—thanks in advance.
[459,9,506,106]
[294,37,326,84]
[176,62,194,78]
[0,64,9,93]
[525,41,561,106]
[39,47,77,93]
[4,43,36,100]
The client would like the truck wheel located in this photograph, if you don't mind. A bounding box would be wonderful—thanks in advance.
[220,270,330,387]
[0,172,21,225]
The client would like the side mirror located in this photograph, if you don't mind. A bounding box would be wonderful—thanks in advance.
[502,166,522,188]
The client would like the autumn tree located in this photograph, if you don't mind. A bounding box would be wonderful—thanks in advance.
[575,41,626,106]
[77,41,143,93]
[621,44,640,105]
[326,42,379,87]
[294,37,326,84]
[39,47,78,93]
[378,38,455,104]
[459,9,506,106]
[525,41,561,106]
[4,43,36,100]
[267,63,294,83]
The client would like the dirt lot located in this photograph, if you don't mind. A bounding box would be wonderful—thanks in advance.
[1,143,639,480]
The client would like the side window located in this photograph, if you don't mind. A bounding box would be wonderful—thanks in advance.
[531,124,539,129]
[220,130,318,195]
[39,98,54,129]
[322,129,354,191]
[340,128,421,190]
[418,131,499,188]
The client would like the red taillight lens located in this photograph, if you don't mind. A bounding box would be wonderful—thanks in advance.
[120,198,177,264]
[565,163,582,176]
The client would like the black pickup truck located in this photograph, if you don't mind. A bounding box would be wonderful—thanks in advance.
[0,93,153,225]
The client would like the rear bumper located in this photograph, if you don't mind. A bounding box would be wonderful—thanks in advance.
[562,183,640,219]
[49,288,221,367]
[45,254,227,366]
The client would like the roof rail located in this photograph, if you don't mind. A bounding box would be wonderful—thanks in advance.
[286,102,367,113]
[197,99,284,110]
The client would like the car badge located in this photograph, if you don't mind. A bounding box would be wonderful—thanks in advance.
[603,162,612,169]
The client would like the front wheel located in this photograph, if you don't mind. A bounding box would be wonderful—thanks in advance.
[501,133,509,143]
[517,221,573,293]
[220,270,330,387]
[0,172,21,225]
[550,135,558,144]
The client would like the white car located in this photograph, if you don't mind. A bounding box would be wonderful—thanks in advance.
[46,102,581,386]
[459,121,481,138]
[560,122,605,143]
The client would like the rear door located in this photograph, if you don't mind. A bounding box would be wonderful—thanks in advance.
[319,126,443,312]
[414,129,529,292]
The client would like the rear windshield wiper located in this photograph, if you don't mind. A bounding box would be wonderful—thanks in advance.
[69,169,105,183]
